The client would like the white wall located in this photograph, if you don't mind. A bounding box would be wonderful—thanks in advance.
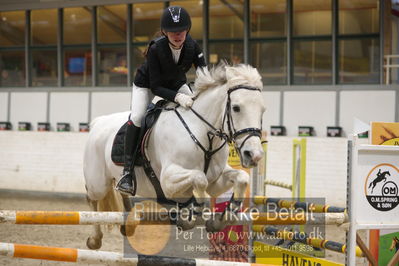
[339,90,396,136]
[0,88,397,135]
[262,91,280,131]
[10,92,47,131]
[283,91,336,136]
[265,137,348,206]
[0,92,8,121]
[50,92,89,131]
[0,131,87,194]
[91,92,131,120]
[392,16,399,83]
[0,132,349,206]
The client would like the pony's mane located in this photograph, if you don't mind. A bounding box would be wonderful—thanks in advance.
[194,61,228,93]
[194,61,263,94]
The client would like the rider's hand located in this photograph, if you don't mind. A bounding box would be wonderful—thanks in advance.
[174,93,193,108]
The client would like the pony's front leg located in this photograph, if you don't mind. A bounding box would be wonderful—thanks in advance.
[206,164,249,201]
[205,164,249,232]
[161,163,209,202]
[161,164,209,230]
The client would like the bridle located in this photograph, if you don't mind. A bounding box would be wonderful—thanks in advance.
[172,85,262,173]
[223,85,262,153]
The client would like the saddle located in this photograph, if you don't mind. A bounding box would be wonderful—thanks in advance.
[111,100,178,204]
[111,100,167,166]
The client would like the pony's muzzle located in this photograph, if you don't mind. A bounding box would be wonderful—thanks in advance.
[242,147,263,167]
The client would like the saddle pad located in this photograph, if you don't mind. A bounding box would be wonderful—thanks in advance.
[111,122,128,166]
[111,100,167,166]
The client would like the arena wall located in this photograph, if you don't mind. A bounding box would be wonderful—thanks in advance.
[0,131,87,194]
[1,88,397,136]
[0,131,349,206]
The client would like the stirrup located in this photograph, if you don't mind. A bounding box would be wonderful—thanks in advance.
[115,173,135,196]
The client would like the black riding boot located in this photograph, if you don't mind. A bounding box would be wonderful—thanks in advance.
[115,121,141,195]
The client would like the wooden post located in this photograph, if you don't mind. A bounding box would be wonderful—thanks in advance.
[356,233,378,266]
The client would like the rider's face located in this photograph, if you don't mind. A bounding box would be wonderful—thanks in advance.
[164,30,187,49]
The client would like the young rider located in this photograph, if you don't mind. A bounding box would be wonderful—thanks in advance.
[116,6,207,195]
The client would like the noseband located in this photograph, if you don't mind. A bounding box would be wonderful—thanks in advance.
[223,85,262,152]
[172,85,262,173]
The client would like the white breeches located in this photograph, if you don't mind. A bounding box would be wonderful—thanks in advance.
[130,83,192,127]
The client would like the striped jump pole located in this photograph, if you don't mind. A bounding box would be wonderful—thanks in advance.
[253,196,347,213]
[0,242,268,266]
[0,210,128,225]
[264,180,293,191]
[0,210,178,226]
[242,212,347,225]
[0,210,348,226]
[252,225,363,258]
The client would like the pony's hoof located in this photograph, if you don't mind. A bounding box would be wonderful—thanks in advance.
[86,237,102,250]
[205,212,226,232]
[120,225,136,236]
[205,219,225,232]
[176,218,196,231]
[120,225,127,236]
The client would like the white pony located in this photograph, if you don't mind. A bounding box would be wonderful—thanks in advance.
[83,63,266,249]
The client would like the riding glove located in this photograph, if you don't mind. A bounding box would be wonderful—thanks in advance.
[174,93,193,108]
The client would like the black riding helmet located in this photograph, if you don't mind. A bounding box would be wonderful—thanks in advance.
[161,6,191,32]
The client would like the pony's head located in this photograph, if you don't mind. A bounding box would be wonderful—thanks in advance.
[195,62,266,168]
[224,64,265,167]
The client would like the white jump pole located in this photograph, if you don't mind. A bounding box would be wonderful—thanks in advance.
[0,210,348,226]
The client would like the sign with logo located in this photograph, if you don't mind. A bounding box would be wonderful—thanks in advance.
[348,140,399,265]
[351,144,399,227]
[365,164,399,211]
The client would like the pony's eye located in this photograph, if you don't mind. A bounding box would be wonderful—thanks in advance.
[232,105,240,112]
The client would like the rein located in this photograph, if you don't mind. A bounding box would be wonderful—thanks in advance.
[171,85,262,173]
[174,109,228,174]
